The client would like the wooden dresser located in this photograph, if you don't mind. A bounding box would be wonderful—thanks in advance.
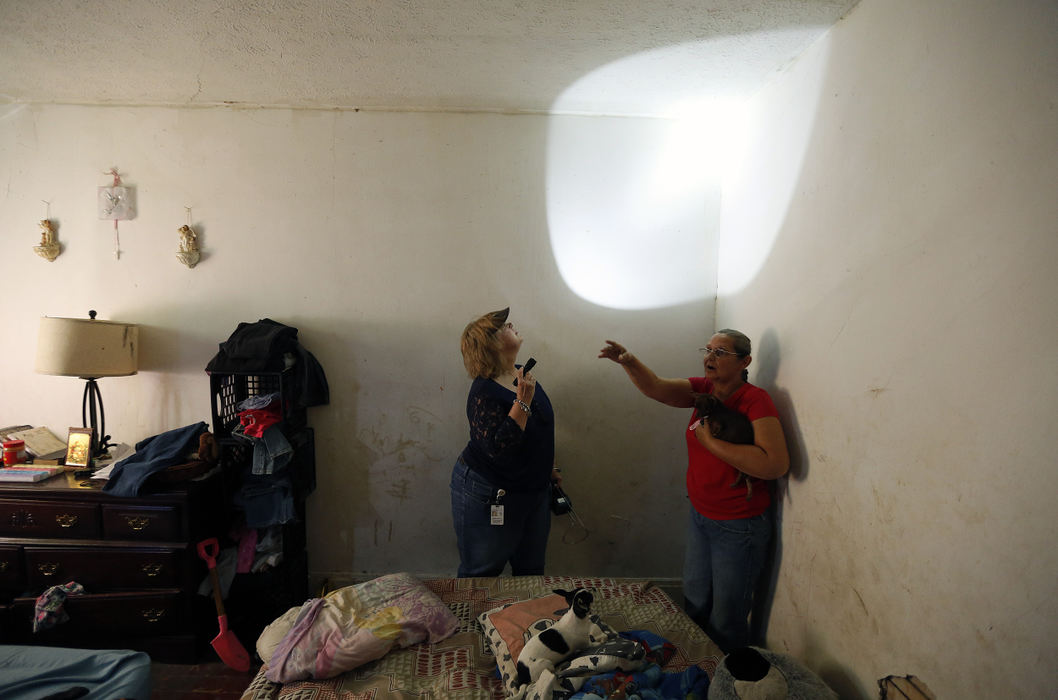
[0,468,224,662]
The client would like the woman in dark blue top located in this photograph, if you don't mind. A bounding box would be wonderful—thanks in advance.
[450,306,557,577]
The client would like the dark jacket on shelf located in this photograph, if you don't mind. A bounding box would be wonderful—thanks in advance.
[205,318,329,409]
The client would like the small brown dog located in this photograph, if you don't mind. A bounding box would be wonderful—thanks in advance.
[693,394,755,499]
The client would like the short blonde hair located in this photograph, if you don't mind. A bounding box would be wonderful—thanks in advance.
[460,308,509,378]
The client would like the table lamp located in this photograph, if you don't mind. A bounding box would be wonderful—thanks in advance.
[35,311,139,460]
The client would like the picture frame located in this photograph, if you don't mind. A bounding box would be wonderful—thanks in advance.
[65,427,93,468]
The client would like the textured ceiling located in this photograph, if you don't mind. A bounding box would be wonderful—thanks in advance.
[0,0,858,117]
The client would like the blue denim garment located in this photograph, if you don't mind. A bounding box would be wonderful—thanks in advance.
[252,425,293,475]
[449,458,551,577]
[236,477,296,528]
[103,421,209,497]
[237,392,281,411]
[682,505,772,653]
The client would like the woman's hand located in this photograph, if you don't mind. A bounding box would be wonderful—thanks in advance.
[691,418,713,446]
[693,416,789,480]
[508,365,537,430]
[598,339,633,364]
[516,365,536,405]
[600,339,695,408]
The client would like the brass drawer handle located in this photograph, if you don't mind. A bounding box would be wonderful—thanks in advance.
[141,608,166,623]
[37,562,60,576]
[123,516,151,531]
[56,513,79,528]
[141,563,163,577]
[0,561,8,572]
[10,510,35,528]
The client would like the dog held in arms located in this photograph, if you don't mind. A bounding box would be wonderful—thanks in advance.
[515,588,597,688]
[693,393,756,499]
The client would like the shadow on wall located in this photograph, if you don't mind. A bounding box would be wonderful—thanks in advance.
[748,327,811,648]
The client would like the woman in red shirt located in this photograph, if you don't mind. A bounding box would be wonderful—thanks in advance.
[599,329,789,652]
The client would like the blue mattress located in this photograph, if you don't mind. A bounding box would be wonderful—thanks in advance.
[0,645,152,700]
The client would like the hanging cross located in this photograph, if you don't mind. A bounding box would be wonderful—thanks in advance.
[105,167,123,259]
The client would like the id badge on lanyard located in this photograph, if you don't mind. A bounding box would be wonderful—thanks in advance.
[490,488,506,526]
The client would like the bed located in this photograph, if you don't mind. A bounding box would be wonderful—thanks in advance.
[0,645,152,700]
[239,575,724,700]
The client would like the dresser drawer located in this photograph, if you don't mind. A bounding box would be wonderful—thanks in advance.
[0,470,221,663]
[0,603,11,643]
[102,504,181,541]
[0,499,100,539]
[10,590,187,638]
[24,545,183,590]
[0,544,23,594]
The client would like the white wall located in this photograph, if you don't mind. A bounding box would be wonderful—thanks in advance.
[10,2,1051,693]
[0,106,715,581]
[717,0,1058,696]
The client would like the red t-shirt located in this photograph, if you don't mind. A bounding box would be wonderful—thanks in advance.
[685,378,779,519]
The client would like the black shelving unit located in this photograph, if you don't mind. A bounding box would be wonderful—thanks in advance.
[206,367,316,650]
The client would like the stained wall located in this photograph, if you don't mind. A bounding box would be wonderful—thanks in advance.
[716,0,1058,696]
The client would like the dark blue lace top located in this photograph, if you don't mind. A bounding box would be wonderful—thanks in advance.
[459,371,554,492]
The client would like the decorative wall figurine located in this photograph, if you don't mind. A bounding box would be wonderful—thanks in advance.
[34,218,62,261]
[176,224,200,268]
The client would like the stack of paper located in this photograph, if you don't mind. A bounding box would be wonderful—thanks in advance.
[7,426,68,460]
[0,465,64,482]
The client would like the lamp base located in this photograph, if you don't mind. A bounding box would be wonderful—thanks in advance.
[82,378,113,461]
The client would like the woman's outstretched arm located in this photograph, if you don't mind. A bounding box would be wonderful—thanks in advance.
[599,340,695,408]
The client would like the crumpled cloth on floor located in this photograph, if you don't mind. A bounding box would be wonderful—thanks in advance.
[34,581,85,633]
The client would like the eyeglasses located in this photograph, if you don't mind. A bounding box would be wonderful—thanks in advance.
[698,346,741,359]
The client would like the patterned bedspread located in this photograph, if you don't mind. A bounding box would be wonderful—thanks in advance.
[239,575,723,700]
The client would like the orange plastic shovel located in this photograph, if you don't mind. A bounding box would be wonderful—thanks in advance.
[197,537,251,671]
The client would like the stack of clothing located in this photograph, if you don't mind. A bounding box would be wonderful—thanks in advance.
[206,318,329,529]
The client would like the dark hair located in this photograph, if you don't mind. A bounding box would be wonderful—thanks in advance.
[716,328,751,382]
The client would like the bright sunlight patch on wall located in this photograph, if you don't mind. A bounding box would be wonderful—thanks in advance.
[546,28,834,307]
[546,99,747,310]
[717,34,831,295]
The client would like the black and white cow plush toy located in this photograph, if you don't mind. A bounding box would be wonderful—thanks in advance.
[522,637,648,700]
[515,588,596,688]
[557,636,647,680]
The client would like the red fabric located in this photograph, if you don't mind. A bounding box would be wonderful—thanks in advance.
[239,407,282,438]
[685,379,778,519]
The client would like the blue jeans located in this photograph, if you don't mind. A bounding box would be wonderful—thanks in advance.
[683,506,772,653]
[450,458,551,577]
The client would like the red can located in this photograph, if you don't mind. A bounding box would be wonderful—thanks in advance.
[3,439,27,466]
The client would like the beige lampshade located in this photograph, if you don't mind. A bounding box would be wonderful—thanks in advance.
[36,316,139,378]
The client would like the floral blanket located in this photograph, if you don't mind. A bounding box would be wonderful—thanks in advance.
[257,572,459,683]
[240,576,722,700]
